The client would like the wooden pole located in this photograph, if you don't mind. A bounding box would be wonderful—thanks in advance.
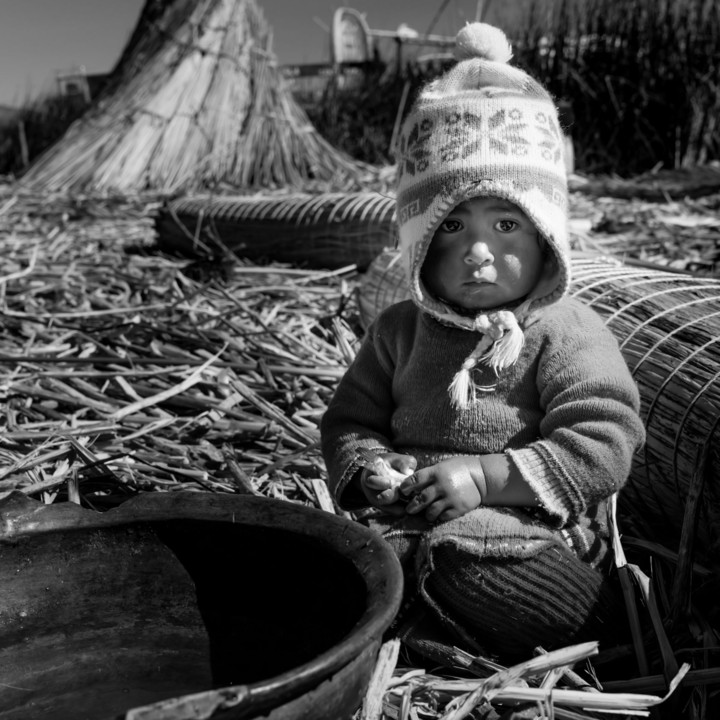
[426,0,452,35]
[476,0,494,22]
[390,80,411,156]
[18,120,29,169]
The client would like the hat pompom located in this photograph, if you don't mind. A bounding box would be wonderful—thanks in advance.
[455,23,513,63]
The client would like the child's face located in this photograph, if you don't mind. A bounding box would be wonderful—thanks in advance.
[421,196,544,312]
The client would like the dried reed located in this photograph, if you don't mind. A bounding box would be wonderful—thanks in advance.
[2,182,718,718]
[517,0,720,174]
[0,189,353,510]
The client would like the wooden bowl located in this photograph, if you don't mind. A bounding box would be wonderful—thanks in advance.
[0,491,403,720]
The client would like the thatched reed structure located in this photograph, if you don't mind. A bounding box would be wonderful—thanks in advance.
[19,0,379,195]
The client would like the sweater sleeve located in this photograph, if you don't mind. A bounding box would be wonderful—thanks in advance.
[506,302,645,525]
[320,316,397,508]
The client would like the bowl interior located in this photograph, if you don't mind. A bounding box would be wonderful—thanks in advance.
[0,517,366,720]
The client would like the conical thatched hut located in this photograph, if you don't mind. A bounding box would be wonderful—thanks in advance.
[20,0,379,195]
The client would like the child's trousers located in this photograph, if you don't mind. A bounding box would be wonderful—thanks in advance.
[366,506,625,659]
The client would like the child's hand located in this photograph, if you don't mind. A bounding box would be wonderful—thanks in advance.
[400,456,485,522]
[359,451,416,513]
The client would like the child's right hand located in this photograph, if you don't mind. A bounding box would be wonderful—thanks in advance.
[359,452,416,514]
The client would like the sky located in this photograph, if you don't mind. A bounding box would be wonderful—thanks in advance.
[0,0,489,107]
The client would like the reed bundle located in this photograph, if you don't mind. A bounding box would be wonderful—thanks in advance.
[156,191,398,270]
[572,166,720,202]
[569,256,720,559]
[18,0,382,195]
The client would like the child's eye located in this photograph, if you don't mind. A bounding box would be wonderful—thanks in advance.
[439,219,463,233]
[495,219,518,232]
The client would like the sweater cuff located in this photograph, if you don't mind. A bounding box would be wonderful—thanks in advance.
[506,443,584,525]
[336,467,366,510]
[334,444,390,511]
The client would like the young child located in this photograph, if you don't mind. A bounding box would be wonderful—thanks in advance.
[321,23,645,658]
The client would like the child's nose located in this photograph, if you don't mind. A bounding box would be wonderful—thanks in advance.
[464,240,494,266]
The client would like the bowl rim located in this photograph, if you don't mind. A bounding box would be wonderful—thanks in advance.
[0,490,404,717]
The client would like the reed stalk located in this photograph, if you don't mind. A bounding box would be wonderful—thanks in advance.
[516,0,720,175]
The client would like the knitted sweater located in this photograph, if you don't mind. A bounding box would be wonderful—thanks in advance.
[321,297,645,566]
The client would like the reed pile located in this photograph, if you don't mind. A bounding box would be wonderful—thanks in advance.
[0,188,359,509]
[568,187,720,274]
[18,0,381,195]
[357,639,693,720]
[1,184,718,718]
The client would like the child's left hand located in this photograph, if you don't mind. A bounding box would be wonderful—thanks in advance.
[400,456,485,522]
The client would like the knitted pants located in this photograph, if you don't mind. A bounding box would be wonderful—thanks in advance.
[368,507,625,659]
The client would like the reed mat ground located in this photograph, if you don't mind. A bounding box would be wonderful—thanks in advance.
[0,179,718,719]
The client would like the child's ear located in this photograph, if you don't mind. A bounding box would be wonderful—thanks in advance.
[541,247,560,284]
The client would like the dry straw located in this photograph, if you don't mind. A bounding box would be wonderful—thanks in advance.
[1,185,717,718]
[0,190,352,507]
[359,639,690,720]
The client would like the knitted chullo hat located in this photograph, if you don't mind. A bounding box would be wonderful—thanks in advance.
[395,23,571,407]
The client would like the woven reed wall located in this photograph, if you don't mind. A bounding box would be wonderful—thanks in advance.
[358,249,720,566]
[156,192,397,270]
